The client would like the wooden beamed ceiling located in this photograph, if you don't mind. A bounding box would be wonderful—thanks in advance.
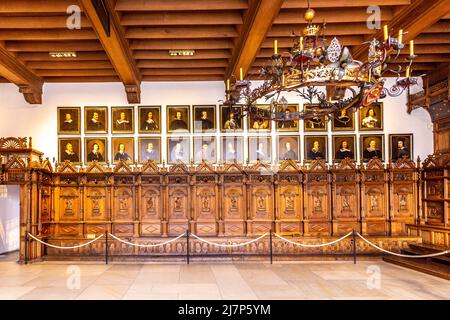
[0,0,449,103]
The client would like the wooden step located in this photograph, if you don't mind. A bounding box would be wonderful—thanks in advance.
[383,255,450,280]
[403,244,450,264]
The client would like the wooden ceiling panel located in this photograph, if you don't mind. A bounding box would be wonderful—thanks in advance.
[115,0,248,11]
[121,12,243,26]
[125,26,239,39]
[133,49,231,60]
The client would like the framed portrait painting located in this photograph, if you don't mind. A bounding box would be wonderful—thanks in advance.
[359,103,383,131]
[332,109,355,131]
[304,135,328,162]
[193,105,216,133]
[332,135,356,162]
[112,107,134,134]
[248,105,271,132]
[389,134,413,161]
[167,137,190,164]
[138,137,161,164]
[248,136,271,163]
[278,136,300,161]
[360,134,384,162]
[58,138,81,164]
[111,137,134,164]
[84,106,108,134]
[220,105,243,132]
[58,107,80,134]
[138,106,161,134]
[167,105,190,133]
[304,105,328,132]
[84,137,107,164]
[276,104,299,132]
[221,136,244,164]
[193,136,216,164]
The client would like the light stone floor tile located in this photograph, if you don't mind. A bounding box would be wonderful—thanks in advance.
[0,286,36,300]
[76,285,130,300]
[19,286,84,300]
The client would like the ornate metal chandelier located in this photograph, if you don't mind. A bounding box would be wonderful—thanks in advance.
[223,2,419,123]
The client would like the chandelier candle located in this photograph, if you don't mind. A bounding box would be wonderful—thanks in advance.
[274,40,278,55]
[409,40,414,56]
[299,36,303,50]
[383,25,389,41]
[398,29,403,44]
[239,68,243,81]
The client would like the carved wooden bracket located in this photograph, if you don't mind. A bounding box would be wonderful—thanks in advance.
[19,84,43,104]
[125,84,141,104]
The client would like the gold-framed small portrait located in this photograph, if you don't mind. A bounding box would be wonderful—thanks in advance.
[276,104,299,132]
[304,135,328,162]
[278,136,300,161]
[84,106,108,134]
[361,134,384,162]
[332,108,355,131]
[167,105,190,133]
[112,107,134,134]
[167,137,190,164]
[220,105,243,132]
[193,136,216,164]
[138,106,161,134]
[248,136,271,163]
[138,137,161,164]
[389,134,413,161]
[111,137,134,164]
[193,105,216,133]
[304,105,328,132]
[248,105,271,131]
[58,138,81,164]
[359,103,383,131]
[332,135,356,162]
[58,107,81,134]
[85,137,107,164]
[221,136,244,163]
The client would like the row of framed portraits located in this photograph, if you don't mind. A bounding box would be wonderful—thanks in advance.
[57,103,384,135]
[58,133,413,165]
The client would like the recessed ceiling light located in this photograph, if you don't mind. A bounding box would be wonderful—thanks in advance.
[169,50,195,56]
[49,51,77,58]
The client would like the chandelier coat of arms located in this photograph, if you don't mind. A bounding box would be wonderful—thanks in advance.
[222,2,419,123]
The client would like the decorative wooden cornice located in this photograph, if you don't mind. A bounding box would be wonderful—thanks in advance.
[334,158,357,170]
[113,160,132,173]
[309,159,328,171]
[169,162,190,174]
[58,161,78,174]
[278,159,301,172]
[0,45,43,104]
[79,0,141,103]
[225,0,284,80]
[194,160,216,173]
[364,158,385,170]
[221,161,245,173]
[141,160,160,173]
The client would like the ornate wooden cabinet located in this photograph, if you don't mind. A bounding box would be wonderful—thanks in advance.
[275,160,303,235]
[140,161,164,236]
[360,159,389,235]
[331,159,360,235]
[166,163,191,236]
[303,160,331,236]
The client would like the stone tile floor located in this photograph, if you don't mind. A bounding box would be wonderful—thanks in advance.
[0,252,449,300]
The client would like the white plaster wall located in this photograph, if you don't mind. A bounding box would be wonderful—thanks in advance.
[0,79,433,164]
[0,186,20,254]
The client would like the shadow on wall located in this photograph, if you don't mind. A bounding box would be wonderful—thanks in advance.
[0,186,20,254]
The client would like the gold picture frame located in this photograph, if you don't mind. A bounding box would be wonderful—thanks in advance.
[193,105,216,133]
[359,102,383,131]
[84,137,108,164]
[138,137,161,164]
[138,106,161,134]
[276,104,299,132]
[167,105,190,133]
[58,107,81,135]
[84,106,108,134]
[111,106,134,134]
[332,135,356,162]
[360,134,385,162]
[58,137,82,164]
[220,105,243,132]
[111,137,135,164]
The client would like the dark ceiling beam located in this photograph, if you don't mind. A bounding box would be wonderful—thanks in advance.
[79,0,141,103]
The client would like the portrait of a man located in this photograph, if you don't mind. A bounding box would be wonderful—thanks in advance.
[167,106,190,133]
[112,138,134,163]
[359,103,383,130]
[168,137,190,164]
[278,136,299,161]
[221,137,243,163]
[85,107,108,134]
[305,136,327,161]
[58,107,80,134]
[332,108,355,131]
[333,135,356,161]
[59,138,81,164]
[248,137,271,163]
[390,134,412,161]
[304,105,328,132]
[194,137,216,164]
[248,105,271,131]
[85,138,107,163]
[277,105,299,131]
[220,106,243,132]
[138,138,161,163]
[138,106,161,133]
[194,106,216,132]
[112,107,134,133]
[361,135,384,161]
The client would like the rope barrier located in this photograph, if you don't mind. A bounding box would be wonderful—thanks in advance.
[356,233,450,258]
[108,233,186,248]
[190,232,269,247]
[27,233,104,250]
[274,231,353,247]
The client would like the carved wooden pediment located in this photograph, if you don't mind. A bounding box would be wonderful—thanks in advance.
[141,160,160,173]
[221,161,244,173]
[58,160,78,173]
[421,153,450,169]
[334,158,356,170]
[278,159,301,172]
[5,156,26,170]
[248,160,273,174]
[309,159,328,171]
[195,161,216,174]
[40,158,53,172]
[86,160,109,174]
[169,161,190,174]
[365,158,384,170]
[0,137,29,149]
[391,157,416,170]
[114,160,132,173]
